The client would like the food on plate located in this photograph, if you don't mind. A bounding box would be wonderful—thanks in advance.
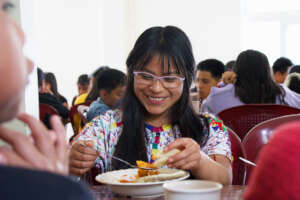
[136,160,158,177]
[117,149,183,183]
[95,168,189,185]
[135,168,187,183]
[152,149,180,168]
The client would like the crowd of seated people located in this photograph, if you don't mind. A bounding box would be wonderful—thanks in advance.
[200,50,300,116]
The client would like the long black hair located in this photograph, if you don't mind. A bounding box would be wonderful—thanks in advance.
[44,72,64,101]
[113,26,209,169]
[233,49,286,104]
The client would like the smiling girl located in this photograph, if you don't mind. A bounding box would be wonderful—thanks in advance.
[70,26,232,185]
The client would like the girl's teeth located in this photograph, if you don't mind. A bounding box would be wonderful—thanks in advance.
[149,96,164,101]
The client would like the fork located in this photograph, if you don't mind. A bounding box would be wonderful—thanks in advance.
[79,143,155,170]
[238,157,256,166]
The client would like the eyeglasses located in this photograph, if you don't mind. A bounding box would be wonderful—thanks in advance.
[133,71,185,89]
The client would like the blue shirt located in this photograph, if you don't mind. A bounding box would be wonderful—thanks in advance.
[86,97,110,121]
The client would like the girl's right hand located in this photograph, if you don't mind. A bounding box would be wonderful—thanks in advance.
[69,140,99,176]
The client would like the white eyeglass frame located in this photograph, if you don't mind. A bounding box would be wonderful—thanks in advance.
[133,71,185,88]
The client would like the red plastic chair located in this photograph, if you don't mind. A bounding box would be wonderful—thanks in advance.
[242,114,300,184]
[39,103,59,121]
[39,103,59,129]
[228,127,246,185]
[77,105,89,124]
[218,104,300,140]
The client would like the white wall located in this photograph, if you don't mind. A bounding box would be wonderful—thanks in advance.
[21,0,241,105]
[128,0,241,64]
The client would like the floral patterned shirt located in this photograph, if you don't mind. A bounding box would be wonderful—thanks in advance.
[73,109,231,173]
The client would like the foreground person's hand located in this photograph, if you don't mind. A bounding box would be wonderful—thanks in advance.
[0,113,68,175]
[69,140,99,176]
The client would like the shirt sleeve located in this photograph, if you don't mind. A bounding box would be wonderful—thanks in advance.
[200,95,216,116]
[72,112,117,173]
[87,103,110,122]
[201,114,232,162]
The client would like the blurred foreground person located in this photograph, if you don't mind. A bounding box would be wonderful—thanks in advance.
[0,1,92,199]
[244,122,300,200]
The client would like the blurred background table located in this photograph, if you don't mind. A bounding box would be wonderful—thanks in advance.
[91,185,245,200]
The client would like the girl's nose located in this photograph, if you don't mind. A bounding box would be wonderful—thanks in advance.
[149,79,164,92]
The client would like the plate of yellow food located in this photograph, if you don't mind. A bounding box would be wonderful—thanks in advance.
[95,149,190,197]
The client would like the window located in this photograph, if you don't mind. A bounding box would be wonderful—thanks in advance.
[242,0,300,64]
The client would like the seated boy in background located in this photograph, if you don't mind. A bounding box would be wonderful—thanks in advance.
[272,57,293,84]
[87,68,126,121]
[196,59,225,102]
[0,1,92,199]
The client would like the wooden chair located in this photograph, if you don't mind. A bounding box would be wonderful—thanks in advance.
[228,127,246,185]
[218,104,300,140]
[39,103,59,129]
[242,114,300,183]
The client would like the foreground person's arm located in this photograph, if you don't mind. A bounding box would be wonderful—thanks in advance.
[0,113,68,174]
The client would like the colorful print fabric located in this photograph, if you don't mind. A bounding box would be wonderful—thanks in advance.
[73,109,231,173]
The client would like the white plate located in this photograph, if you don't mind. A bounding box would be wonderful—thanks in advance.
[95,168,189,197]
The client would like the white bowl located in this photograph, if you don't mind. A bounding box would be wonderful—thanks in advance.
[95,168,189,198]
[163,180,223,200]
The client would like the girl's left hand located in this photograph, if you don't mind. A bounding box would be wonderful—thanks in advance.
[164,137,201,171]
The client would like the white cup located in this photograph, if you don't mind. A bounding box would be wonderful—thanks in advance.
[163,180,223,200]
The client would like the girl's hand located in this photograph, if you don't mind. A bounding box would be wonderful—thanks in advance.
[164,138,201,172]
[69,140,99,176]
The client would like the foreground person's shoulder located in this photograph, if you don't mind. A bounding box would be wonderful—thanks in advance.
[0,165,93,200]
